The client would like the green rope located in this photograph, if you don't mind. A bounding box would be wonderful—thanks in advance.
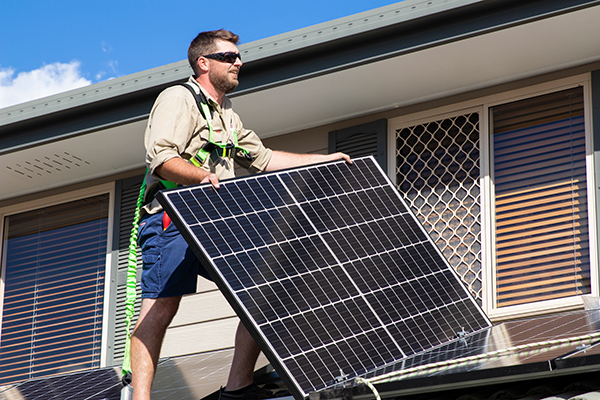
[121,175,147,381]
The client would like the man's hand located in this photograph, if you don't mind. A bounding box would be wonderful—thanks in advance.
[325,152,352,164]
[155,158,220,188]
[201,173,220,189]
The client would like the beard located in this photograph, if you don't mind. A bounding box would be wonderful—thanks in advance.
[209,68,239,94]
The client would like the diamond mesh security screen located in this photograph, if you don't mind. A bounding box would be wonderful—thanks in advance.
[395,113,482,302]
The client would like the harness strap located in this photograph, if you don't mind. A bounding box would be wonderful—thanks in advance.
[178,82,252,166]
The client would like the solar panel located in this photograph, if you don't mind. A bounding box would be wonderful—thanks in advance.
[363,310,600,391]
[0,367,123,400]
[156,156,491,399]
[0,350,275,400]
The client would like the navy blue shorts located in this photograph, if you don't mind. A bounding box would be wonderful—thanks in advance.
[138,211,213,298]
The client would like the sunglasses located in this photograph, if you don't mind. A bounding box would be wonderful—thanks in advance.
[201,52,242,63]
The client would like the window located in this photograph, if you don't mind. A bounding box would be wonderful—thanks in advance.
[0,194,109,385]
[391,76,596,317]
[491,87,590,307]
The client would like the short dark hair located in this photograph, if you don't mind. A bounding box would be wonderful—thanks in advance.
[188,29,240,75]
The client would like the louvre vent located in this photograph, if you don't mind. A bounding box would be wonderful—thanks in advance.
[5,152,91,179]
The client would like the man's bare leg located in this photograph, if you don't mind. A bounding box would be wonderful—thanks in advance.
[131,296,181,400]
[224,321,261,391]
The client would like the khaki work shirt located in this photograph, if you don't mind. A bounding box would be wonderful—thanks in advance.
[143,76,272,214]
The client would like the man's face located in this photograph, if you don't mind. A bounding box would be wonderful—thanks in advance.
[207,40,242,95]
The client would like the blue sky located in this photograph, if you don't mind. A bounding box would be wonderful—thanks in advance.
[0,0,399,108]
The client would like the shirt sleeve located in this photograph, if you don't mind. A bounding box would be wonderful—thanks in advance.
[144,86,203,179]
[231,111,272,173]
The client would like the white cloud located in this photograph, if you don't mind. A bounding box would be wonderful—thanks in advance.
[108,60,118,73]
[95,58,120,81]
[102,41,114,54]
[0,61,92,109]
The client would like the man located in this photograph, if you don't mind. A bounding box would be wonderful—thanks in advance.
[131,29,350,400]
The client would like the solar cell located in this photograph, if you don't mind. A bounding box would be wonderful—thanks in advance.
[157,156,491,399]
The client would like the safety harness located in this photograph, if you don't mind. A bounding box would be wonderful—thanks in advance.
[120,82,252,394]
[182,83,253,167]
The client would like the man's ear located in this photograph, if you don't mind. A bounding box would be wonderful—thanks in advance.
[196,57,210,73]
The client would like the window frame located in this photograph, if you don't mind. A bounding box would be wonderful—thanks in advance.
[0,183,115,370]
[388,74,598,321]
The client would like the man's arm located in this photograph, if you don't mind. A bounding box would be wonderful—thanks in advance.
[265,150,351,172]
[155,157,221,188]
[156,150,350,189]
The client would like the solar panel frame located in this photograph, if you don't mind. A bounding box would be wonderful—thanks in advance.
[156,156,491,400]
